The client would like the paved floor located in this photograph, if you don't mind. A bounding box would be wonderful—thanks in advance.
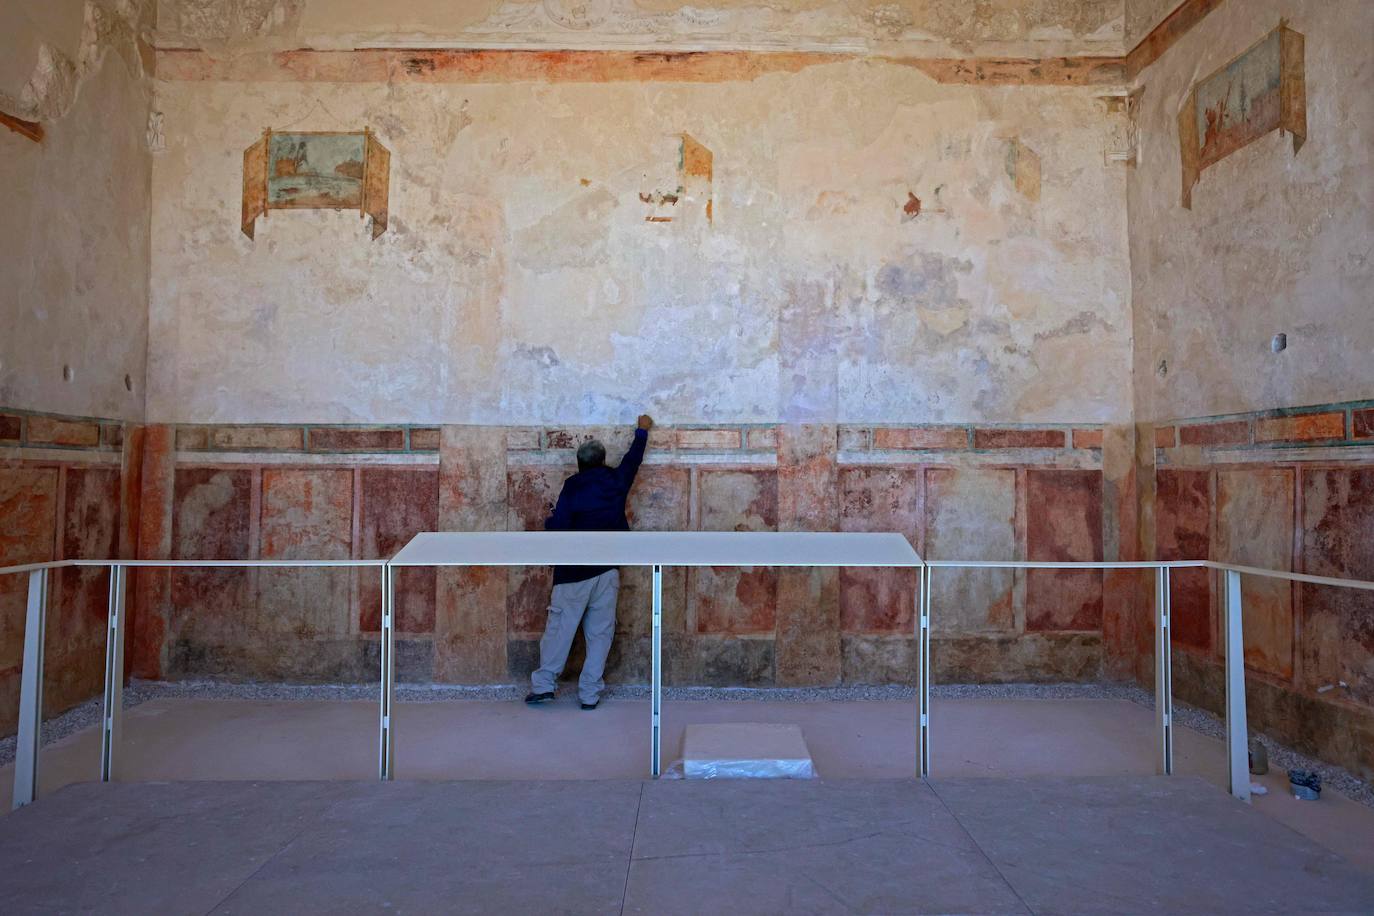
[6,696,1374,872]
[1,776,1372,914]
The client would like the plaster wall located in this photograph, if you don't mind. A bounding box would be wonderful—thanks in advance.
[0,1,153,422]
[153,0,1129,57]
[1123,0,1183,48]
[148,62,1132,425]
[1128,0,1374,422]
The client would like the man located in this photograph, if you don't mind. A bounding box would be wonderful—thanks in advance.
[525,414,654,710]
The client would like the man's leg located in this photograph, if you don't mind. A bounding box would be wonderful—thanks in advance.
[530,579,593,697]
[577,570,620,707]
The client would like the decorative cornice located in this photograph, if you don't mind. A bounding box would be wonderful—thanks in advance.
[152,1,1222,87]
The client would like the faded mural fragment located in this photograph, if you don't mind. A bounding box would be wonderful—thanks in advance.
[241,128,391,237]
[1178,20,1305,208]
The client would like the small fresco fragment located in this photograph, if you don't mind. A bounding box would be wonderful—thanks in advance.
[1178,22,1305,208]
[242,129,390,237]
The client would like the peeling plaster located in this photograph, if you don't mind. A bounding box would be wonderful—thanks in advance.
[1130,0,1374,420]
[149,60,1130,425]
[153,0,1129,57]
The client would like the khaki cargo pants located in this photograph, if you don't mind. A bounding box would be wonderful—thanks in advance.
[530,569,620,705]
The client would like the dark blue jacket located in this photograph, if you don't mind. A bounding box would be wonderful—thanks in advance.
[545,428,648,584]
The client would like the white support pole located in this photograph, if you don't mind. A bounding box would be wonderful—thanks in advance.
[1154,566,1174,775]
[917,565,931,779]
[1224,569,1250,802]
[379,564,395,781]
[100,565,127,782]
[651,564,663,778]
[13,568,48,809]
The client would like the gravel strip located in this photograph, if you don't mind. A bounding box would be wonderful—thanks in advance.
[2,679,1368,807]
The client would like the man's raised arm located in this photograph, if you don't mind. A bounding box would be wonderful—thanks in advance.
[616,414,653,489]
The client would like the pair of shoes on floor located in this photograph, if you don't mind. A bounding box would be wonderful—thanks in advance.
[523,691,600,710]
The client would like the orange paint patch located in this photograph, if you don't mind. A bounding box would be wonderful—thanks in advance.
[160,48,846,84]
[681,134,713,181]
[1255,412,1345,443]
[893,56,1125,86]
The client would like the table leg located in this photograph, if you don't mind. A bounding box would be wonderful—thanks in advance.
[100,564,127,782]
[379,564,395,781]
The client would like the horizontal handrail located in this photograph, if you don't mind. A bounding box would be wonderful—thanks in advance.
[1,556,1370,591]
[0,558,389,575]
[925,558,1374,592]
[69,559,389,569]
[1200,560,1374,592]
[924,560,1209,570]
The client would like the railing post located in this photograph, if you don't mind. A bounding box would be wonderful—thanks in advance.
[100,564,128,782]
[651,564,663,778]
[1154,566,1174,775]
[379,564,395,781]
[1224,568,1250,802]
[917,564,931,779]
[13,568,49,809]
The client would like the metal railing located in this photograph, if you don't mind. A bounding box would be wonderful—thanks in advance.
[2,554,1372,809]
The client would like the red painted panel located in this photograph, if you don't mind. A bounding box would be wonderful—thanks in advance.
[506,465,570,636]
[1301,468,1374,706]
[838,467,919,634]
[169,468,254,649]
[260,469,354,640]
[1026,470,1103,631]
[691,565,777,635]
[1216,468,1294,679]
[358,468,437,634]
[50,468,121,711]
[0,468,59,730]
[1155,469,1212,651]
[692,470,778,635]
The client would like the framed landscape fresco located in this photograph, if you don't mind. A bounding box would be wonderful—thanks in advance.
[242,129,391,238]
[1178,21,1305,209]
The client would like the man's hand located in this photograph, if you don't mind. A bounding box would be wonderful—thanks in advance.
[637,414,654,431]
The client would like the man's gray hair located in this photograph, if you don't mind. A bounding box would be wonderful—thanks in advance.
[577,439,607,470]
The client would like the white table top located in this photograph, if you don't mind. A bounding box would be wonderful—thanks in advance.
[389,531,920,568]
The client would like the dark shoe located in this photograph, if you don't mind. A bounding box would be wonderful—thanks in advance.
[580,699,600,710]
[524,692,555,705]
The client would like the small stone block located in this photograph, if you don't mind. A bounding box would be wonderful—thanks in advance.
[215,426,304,450]
[0,413,22,443]
[837,426,870,451]
[682,723,816,779]
[676,428,742,450]
[27,416,101,447]
[1178,421,1250,447]
[973,428,1065,449]
[874,427,965,450]
[1071,428,1103,449]
[1354,409,1374,440]
[746,427,777,450]
[408,428,441,450]
[1255,412,1345,443]
[507,427,541,449]
[309,427,405,451]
